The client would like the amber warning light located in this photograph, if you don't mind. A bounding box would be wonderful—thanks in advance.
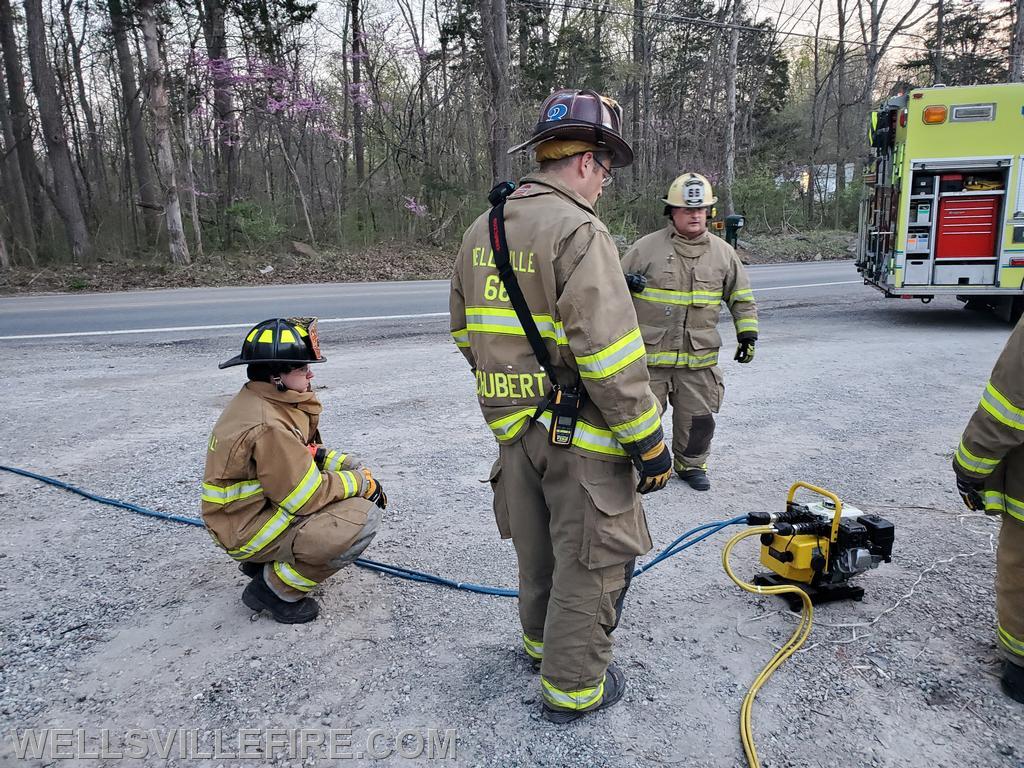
[923,105,947,124]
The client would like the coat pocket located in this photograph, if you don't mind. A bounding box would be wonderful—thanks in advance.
[488,459,513,539]
[578,462,652,570]
[687,326,722,352]
[639,323,669,348]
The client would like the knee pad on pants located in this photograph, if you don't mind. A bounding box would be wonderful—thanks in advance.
[328,506,381,569]
[683,414,716,457]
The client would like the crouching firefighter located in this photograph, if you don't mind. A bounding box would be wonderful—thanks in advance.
[203,318,387,624]
[450,88,672,723]
[621,173,758,491]
[953,314,1024,704]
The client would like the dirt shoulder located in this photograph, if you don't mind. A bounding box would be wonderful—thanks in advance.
[0,232,855,295]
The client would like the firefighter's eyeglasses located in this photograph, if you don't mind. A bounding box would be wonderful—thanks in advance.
[593,157,614,187]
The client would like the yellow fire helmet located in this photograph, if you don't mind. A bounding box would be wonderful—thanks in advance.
[663,172,718,208]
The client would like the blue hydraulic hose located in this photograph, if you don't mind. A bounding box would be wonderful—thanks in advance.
[0,464,745,598]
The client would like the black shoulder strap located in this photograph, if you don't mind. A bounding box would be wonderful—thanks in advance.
[487,184,562,390]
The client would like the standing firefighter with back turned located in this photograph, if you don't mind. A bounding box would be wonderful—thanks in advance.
[953,315,1024,704]
[621,173,758,491]
[450,89,672,723]
[203,318,387,624]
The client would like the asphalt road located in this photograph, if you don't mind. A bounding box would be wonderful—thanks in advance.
[0,260,863,341]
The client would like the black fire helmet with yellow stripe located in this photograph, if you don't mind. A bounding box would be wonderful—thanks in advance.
[219,317,326,369]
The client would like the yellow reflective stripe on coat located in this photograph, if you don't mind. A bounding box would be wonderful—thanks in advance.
[451,328,470,348]
[279,460,323,514]
[201,479,263,505]
[983,490,1024,522]
[646,349,719,368]
[535,411,628,457]
[323,450,348,472]
[274,561,317,592]
[729,288,754,305]
[999,624,1024,658]
[465,306,568,346]
[734,318,759,334]
[980,382,1024,431]
[336,470,363,498]
[228,508,295,559]
[954,440,1000,476]
[541,675,604,710]
[609,403,661,445]
[635,287,723,307]
[487,407,537,442]
[522,634,544,660]
[575,327,646,381]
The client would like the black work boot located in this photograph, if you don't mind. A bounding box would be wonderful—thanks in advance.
[238,561,262,578]
[242,571,319,624]
[678,463,711,491]
[1002,661,1024,704]
[541,663,626,724]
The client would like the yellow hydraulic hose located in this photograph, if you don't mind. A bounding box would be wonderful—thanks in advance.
[722,527,814,768]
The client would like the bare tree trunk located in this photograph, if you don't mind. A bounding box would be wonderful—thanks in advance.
[0,67,36,263]
[109,0,159,241]
[24,0,91,261]
[1011,0,1024,82]
[60,0,103,189]
[278,123,316,245]
[0,227,9,268]
[834,0,847,228]
[139,0,190,265]
[200,0,237,246]
[934,0,944,83]
[722,0,740,215]
[351,0,365,184]
[0,0,43,229]
[480,0,511,182]
[182,84,204,259]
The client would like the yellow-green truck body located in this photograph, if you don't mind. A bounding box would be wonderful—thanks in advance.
[856,83,1024,319]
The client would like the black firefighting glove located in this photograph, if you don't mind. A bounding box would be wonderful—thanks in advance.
[625,272,648,293]
[955,474,984,512]
[633,443,672,494]
[735,335,756,364]
[360,469,388,510]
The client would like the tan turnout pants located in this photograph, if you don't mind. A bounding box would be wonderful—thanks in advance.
[648,365,725,470]
[244,497,380,601]
[998,513,1024,667]
[490,421,652,710]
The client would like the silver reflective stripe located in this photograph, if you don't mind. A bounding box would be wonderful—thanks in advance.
[541,676,604,710]
[324,450,348,472]
[535,411,627,457]
[465,307,568,345]
[336,470,362,497]
[274,561,317,591]
[954,441,998,476]
[609,404,661,445]
[522,634,544,659]
[730,288,754,304]
[646,350,719,368]
[575,328,646,381]
[984,490,1024,522]
[451,328,470,348]
[229,508,294,559]
[636,287,723,306]
[202,480,263,505]
[980,382,1024,431]
[487,408,536,442]
[279,460,322,514]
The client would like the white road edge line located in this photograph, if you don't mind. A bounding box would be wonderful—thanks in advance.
[0,312,450,340]
[0,280,863,340]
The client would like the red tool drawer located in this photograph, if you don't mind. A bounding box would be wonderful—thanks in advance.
[936,196,1000,259]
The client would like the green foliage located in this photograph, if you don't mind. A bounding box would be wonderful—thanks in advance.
[226,201,288,245]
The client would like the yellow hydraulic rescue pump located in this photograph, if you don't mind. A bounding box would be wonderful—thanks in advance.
[746,483,894,609]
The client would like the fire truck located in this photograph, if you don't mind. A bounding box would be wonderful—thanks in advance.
[856,83,1024,321]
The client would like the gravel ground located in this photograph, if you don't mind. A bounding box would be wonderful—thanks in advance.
[1,287,1023,767]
